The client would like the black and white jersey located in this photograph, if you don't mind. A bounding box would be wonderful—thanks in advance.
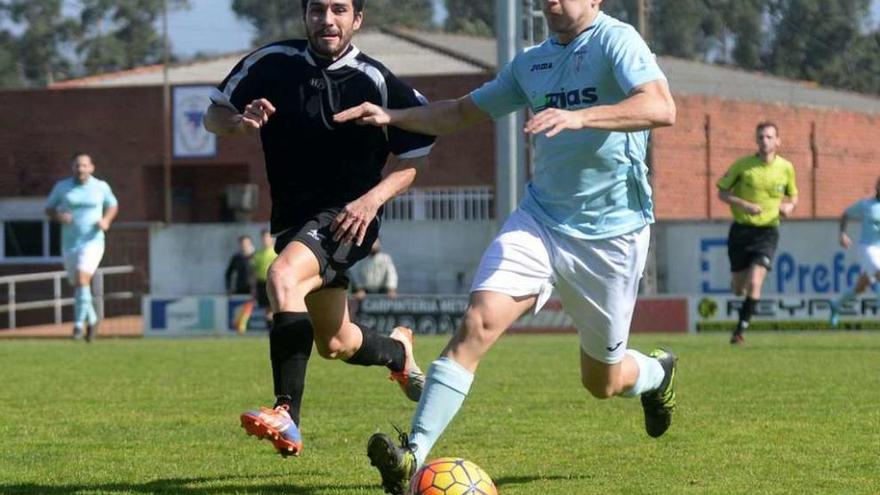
[212,39,435,234]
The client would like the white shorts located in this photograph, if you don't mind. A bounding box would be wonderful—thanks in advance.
[859,244,880,276]
[63,243,105,284]
[471,208,650,364]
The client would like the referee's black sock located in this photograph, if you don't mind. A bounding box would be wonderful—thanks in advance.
[735,297,757,334]
[270,312,313,426]
[344,326,405,372]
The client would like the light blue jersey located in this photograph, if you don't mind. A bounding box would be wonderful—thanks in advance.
[844,198,880,246]
[470,12,666,239]
[46,177,118,252]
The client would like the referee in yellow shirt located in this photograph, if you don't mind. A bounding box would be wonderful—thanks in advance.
[252,229,279,328]
[717,122,799,344]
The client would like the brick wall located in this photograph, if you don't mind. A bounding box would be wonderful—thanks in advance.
[652,95,880,220]
[1,79,877,226]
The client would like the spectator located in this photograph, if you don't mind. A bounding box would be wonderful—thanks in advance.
[226,235,255,295]
[351,239,398,300]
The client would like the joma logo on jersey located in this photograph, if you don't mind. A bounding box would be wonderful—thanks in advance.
[542,87,598,110]
[530,62,553,72]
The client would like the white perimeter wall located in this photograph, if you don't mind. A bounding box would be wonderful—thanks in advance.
[150,221,497,296]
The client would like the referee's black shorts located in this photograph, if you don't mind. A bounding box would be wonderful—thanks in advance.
[274,208,380,290]
[727,222,779,273]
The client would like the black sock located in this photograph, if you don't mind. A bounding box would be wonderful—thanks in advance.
[270,312,313,425]
[344,327,405,372]
[736,297,757,334]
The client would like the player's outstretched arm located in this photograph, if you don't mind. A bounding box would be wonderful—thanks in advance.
[525,79,676,137]
[204,99,276,136]
[331,156,427,246]
[333,96,489,137]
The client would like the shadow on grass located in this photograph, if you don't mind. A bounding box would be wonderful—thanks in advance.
[0,473,375,494]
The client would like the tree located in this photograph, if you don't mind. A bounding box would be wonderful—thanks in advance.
[232,0,433,47]
[0,0,77,86]
[444,0,494,36]
[0,30,22,88]
[767,0,874,89]
[77,0,190,75]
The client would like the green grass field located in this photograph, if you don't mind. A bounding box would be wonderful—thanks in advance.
[1,332,878,494]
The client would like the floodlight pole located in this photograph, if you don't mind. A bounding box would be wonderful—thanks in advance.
[162,0,173,224]
[494,0,525,225]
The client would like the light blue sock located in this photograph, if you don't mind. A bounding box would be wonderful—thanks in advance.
[621,349,665,397]
[87,303,98,326]
[74,287,91,328]
[409,357,474,466]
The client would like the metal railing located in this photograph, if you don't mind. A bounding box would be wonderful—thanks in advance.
[0,265,137,329]
[384,187,494,222]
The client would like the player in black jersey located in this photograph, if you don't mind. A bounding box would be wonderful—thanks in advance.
[204,0,435,457]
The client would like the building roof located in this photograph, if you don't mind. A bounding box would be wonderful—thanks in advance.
[51,28,880,114]
[49,31,487,89]
[392,28,880,114]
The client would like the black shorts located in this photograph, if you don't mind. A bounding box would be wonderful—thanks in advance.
[274,208,380,290]
[727,223,779,272]
[255,280,270,308]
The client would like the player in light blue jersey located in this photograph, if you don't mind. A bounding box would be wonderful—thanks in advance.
[829,176,880,327]
[45,153,118,341]
[335,1,676,492]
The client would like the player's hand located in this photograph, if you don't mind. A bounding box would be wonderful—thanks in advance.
[743,203,763,215]
[240,98,276,131]
[331,196,380,246]
[839,232,852,249]
[779,202,795,218]
[333,102,392,126]
[353,289,367,301]
[58,211,73,224]
[524,108,583,137]
[96,218,111,231]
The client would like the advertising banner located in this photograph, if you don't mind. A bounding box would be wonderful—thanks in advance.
[143,296,227,336]
[689,294,880,332]
[664,221,864,296]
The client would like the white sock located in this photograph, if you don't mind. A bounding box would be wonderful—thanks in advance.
[408,357,474,466]
[621,349,665,397]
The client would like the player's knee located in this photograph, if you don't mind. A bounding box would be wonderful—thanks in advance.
[268,262,303,298]
[460,311,496,347]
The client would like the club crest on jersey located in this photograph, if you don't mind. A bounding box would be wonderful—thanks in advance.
[540,87,598,110]
[309,78,326,90]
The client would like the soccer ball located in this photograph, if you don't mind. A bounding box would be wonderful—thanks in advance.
[408,457,497,495]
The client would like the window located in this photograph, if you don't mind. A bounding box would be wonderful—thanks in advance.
[0,220,62,262]
[385,187,494,222]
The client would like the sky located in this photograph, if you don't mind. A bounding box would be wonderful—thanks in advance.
[167,0,880,58]
[167,0,448,58]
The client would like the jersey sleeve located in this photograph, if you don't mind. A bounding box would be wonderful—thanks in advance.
[45,181,63,209]
[211,49,273,113]
[384,74,436,159]
[469,61,528,119]
[784,163,798,197]
[102,181,119,208]
[716,161,744,190]
[604,24,666,94]
[844,200,865,220]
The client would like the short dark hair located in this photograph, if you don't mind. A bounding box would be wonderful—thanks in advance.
[238,235,253,243]
[301,0,365,13]
[70,151,90,162]
[756,122,779,136]
[260,228,271,236]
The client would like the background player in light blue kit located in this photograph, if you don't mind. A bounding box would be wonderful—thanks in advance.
[829,175,880,327]
[335,1,676,492]
[45,152,118,341]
